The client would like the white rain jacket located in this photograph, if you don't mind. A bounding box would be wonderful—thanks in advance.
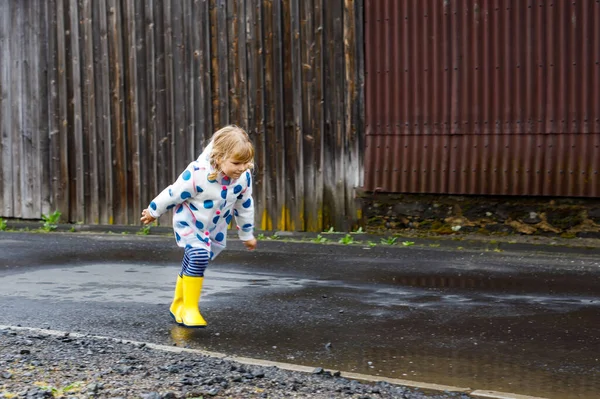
[147,142,255,259]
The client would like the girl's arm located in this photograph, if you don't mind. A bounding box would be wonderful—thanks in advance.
[233,171,256,242]
[145,162,202,219]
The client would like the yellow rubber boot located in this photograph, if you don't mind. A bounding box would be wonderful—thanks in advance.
[181,275,208,328]
[169,275,184,324]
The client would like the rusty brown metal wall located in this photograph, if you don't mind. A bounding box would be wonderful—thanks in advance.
[364,0,600,197]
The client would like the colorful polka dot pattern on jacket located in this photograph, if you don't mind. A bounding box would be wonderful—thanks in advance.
[145,143,255,260]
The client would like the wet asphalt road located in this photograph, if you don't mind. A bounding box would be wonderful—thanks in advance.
[0,231,599,399]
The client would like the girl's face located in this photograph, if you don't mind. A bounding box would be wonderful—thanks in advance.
[220,157,250,180]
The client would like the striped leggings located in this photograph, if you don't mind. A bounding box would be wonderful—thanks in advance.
[180,246,210,277]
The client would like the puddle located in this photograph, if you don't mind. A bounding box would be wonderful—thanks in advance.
[0,263,319,303]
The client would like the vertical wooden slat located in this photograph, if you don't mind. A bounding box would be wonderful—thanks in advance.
[245,0,257,143]
[53,0,69,219]
[144,0,157,211]
[343,0,361,228]
[20,0,42,219]
[123,0,141,224]
[196,0,214,147]
[247,0,269,230]
[11,2,23,218]
[156,0,172,225]
[93,0,113,224]
[39,0,51,216]
[47,1,62,218]
[216,0,230,126]
[107,0,127,224]
[321,0,334,230]
[136,0,149,214]
[171,0,189,172]
[262,0,279,230]
[191,0,206,150]
[354,0,365,190]
[333,0,346,229]
[191,0,202,151]
[0,0,12,216]
[66,0,84,222]
[228,0,239,125]
[311,0,325,232]
[237,0,248,127]
[285,0,304,231]
[301,0,316,231]
[82,0,99,223]
[182,0,194,156]
[256,0,269,231]
[32,0,44,218]
[271,0,287,230]
[210,0,220,128]
[162,0,176,182]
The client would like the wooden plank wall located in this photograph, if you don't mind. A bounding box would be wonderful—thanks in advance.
[0,0,51,220]
[0,0,365,232]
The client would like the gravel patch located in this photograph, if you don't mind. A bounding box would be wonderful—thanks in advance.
[0,328,473,399]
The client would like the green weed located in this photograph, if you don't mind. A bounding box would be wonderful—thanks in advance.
[137,225,152,235]
[34,381,83,396]
[41,211,61,232]
[312,234,328,243]
[0,218,6,231]
[380,236,398,245]
[401,241,415,247]
[339,234,354,245]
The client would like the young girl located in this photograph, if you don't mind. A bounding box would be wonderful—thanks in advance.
[140,125,257,328]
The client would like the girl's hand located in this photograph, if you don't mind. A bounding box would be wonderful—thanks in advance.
[243,238,257,251]
[140,209,156,225]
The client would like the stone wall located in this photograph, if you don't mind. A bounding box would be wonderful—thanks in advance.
[361,194,600,238]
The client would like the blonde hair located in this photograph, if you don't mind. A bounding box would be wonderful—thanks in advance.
[208,125,255,180]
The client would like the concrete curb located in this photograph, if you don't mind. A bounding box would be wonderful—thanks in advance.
[0,325,549,399]
[4,219,600,256]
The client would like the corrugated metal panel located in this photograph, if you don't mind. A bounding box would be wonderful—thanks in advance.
[364,0,600,197]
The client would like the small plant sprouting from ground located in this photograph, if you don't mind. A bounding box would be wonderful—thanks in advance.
[401,241,415,247]
[324,227,335,234]
[34,381,83,397]
[381,236,398,245]
[257,233,266,240]
[312,234,328,243]
[367,241,377,248]
[351,227,364,234]
[137,225,152,236]
[41,211,61,232]
[339,234,354,245]
[0,218,7,231]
